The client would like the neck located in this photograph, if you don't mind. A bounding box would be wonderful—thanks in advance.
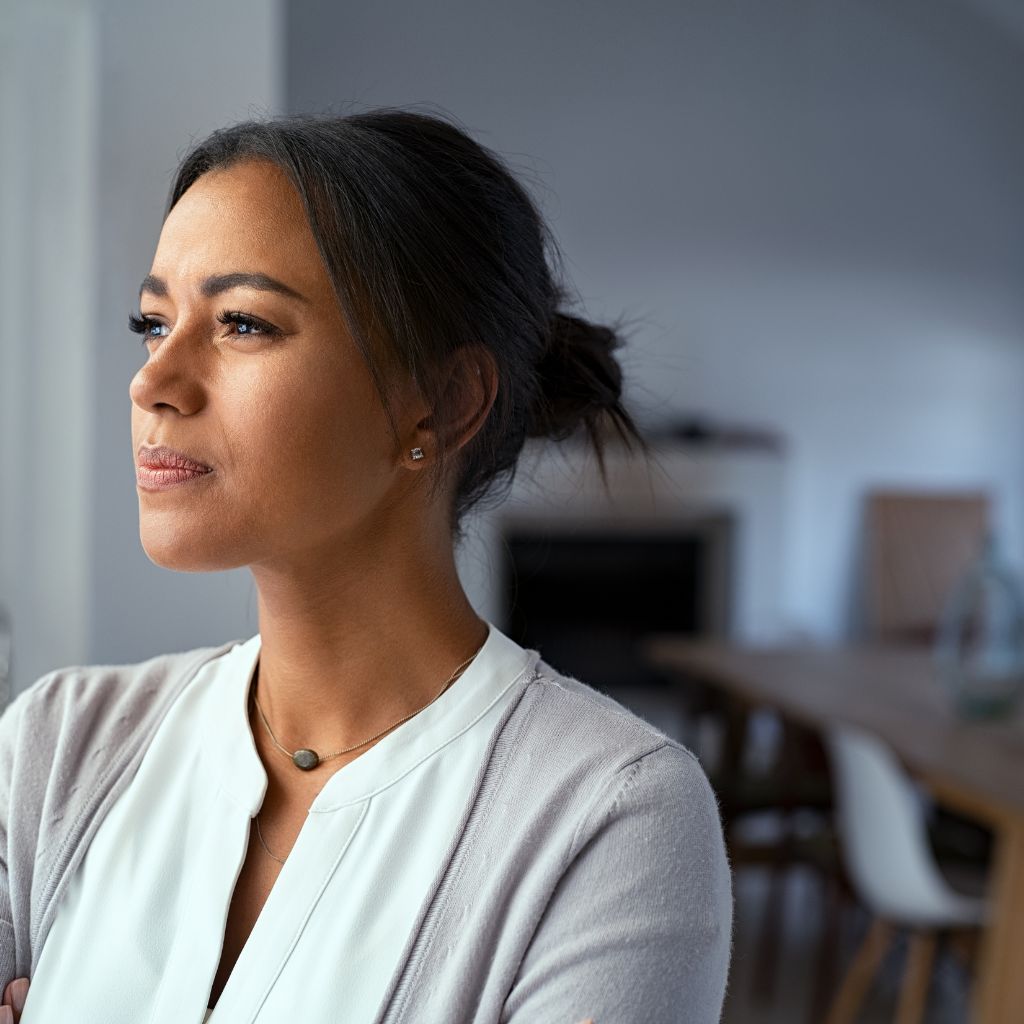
[246,533,488,769]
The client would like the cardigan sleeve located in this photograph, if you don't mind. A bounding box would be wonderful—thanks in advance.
[499,744,733,1024]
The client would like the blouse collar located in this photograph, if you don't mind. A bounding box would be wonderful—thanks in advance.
[202,621,540,815]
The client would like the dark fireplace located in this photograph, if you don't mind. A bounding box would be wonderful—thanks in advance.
[497,512,734,693]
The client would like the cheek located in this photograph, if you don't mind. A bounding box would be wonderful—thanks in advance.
[234,367,396,503]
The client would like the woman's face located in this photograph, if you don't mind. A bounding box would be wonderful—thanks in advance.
[129,158,427,573]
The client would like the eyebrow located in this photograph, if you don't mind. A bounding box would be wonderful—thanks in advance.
[139,272,309,304]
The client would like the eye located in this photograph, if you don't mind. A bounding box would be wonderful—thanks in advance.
[216,310,282,338]
[128,312,169,344]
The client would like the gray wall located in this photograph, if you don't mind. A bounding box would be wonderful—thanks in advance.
[87,0,282,671]
[286,0,1024,640]
[5,0,1023,694]
[1,0,97,695]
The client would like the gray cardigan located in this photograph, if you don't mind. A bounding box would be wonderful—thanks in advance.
[0,641,733,1022]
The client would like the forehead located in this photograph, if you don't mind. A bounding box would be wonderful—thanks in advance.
[153,159,327,292]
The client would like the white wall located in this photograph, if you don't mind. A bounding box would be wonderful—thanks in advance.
[287,0,1024,641]
[1,0,282,694]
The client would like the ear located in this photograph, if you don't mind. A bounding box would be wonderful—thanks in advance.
[409,345,498,460]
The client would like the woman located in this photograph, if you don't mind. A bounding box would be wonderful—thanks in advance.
[0,108,732,1023]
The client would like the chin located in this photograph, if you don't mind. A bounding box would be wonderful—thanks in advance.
[141,545,228,574]
[139,524,244,574]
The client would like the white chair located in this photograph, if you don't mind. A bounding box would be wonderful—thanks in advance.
[823,724,987,1024]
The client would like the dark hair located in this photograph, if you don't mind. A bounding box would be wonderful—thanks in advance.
[166,106,650,541]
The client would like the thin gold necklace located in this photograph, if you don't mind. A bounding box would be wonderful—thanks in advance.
[251,641,485,864]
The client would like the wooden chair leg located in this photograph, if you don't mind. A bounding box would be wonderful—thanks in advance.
[751,719,810,1001]
[809,868,844,1024]
[824,918,894,1024]
[750,840,789,1000]
[895,930,937,1024]
[947,926,979,972]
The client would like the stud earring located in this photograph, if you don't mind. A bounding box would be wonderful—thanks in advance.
[410,447,425,461]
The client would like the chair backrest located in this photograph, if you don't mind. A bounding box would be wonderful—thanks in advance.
[863,490,990,645]
[825,724,971,924]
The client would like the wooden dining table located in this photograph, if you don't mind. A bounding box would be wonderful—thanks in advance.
[643,635,1024,1024]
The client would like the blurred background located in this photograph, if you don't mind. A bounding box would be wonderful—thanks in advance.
[2,0,1024,1020]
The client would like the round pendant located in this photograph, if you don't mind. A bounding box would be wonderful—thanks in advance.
[292,748,320,771]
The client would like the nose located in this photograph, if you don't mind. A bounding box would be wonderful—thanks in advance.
[128,324,208,416]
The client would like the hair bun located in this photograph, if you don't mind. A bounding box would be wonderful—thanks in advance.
[527,311,627,442]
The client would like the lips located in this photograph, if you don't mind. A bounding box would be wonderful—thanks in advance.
[137,445,213,473]
[136,445,214,492]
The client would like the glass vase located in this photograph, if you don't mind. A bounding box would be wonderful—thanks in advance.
[934,533,1024,719]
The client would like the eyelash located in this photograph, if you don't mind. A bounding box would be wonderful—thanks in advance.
[127,310,282,345]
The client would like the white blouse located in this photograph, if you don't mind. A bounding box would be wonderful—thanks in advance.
[22,621,538,1024]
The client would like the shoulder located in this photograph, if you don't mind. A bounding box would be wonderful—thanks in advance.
[4,640,239,721]
[0,640,240,766]
[504,658,726,856]
[0,640,242,978]
[523,659,731,906]
[9,639,238,709]
[485,660,732,1020]
[519,657,712,784]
